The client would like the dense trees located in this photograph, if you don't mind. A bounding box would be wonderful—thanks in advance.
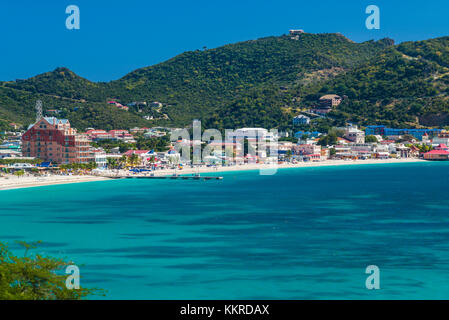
[317,132,338,146]
[91,136,170,153]
[0,33,392,130]
[2,34,449,130]
[0,241,100,300]
[302,38,449,127]
[365,135,378,143]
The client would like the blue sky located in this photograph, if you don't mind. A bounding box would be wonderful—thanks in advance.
[0,0,448,82]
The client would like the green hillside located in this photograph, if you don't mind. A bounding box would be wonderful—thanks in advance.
[296,36,449,128]
[0,33,393,130]
[5,33,449,131]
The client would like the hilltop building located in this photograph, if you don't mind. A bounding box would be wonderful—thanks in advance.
[22,117,93,164]
[289,29,304,35]
[293,115,310,125]
[289,29,305,40]
[310,94,342,115]
[319,94,342,108]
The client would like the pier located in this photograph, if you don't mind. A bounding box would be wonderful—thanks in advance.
[108,175,223,181]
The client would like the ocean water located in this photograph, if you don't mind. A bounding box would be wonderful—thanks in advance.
[1,162,449,299]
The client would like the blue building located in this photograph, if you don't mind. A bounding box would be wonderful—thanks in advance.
[294,131,321,139]
[293,115,310,126]
[365,125,441,140]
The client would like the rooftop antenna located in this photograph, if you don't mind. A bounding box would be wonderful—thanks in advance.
[35,100,43,123]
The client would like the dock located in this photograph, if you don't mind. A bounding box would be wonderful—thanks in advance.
[108,175,223,180]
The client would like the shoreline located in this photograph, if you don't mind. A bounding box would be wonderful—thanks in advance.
[0,158,427,191]
[133,158,426,177]
[0,175,111,191]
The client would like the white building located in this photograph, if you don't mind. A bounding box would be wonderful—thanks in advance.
[432,131,449,146]
[344,125,365,144]
[289,29,304,35]
[226,128,277,142]
[93,150,107,168]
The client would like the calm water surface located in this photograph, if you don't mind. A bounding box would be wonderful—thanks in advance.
[1,162,449,299]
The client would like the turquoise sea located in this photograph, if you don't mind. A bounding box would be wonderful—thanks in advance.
[1,162,449,299]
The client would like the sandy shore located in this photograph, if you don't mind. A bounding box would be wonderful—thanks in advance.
[0,158,425,191]
[148,158,425,176]
[0,175,110,191]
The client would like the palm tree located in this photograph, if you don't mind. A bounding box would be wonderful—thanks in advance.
[14,170,25,178]
[107,157,117,169]
[130,154,140,167]
[120,155,128,168]
[286,150,293,162]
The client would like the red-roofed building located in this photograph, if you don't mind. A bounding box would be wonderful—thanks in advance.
[424,149,449,161]
[124,150,152,165]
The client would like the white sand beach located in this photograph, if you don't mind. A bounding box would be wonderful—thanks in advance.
[0,158,425,191]
[149,158,425,176]
[0,175,110,191]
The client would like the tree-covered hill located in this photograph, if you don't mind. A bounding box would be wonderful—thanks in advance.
[0,85,150,131]
[107,33,393,124]
[0,32,394,130]
[297,36,449,128]
[5,33,449,131]
[3,67,106,101]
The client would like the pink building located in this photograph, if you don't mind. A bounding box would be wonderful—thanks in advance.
[22,117,93,164]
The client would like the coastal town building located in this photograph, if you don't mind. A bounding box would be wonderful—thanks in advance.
[130,127,150,134]
[343,125,365,144]
[424,144,449,161]
[124,150,152,159]
[144,129,168,138]
[226,128,277,142]
[432,131,449,146]
[293,115,311,125]
[365,125,441,140]
[292,144,322,161]
[22,117,93,164]
[336,137,352,145]
[0,149,21,159]
[92,149,107,168]
[86,129,136,143]
[294,131,321,139]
